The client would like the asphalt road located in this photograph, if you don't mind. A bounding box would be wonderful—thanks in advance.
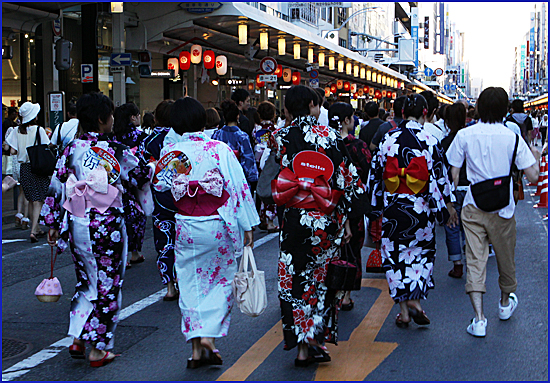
[1,183,548,381]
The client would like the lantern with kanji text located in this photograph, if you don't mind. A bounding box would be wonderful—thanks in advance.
[179,51,191,70]
[203,50,215,70]
[215,55,227,75]
[291,71,301,85]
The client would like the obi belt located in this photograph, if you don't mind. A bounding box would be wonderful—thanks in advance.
[171,168,229,216]
[382,156,429,195]
[271,167,343,215]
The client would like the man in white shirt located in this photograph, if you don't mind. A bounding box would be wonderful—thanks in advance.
[447,87,540,338]
[50,103,78,151]
[314,88,329,126]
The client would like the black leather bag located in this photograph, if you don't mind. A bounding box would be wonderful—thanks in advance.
[257,149,279,205]
[470,135,518,212]
[26,127,57,177]
[325,244,357,291]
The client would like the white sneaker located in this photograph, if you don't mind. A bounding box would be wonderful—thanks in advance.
[499,293,518,320]
[466,318,487,337]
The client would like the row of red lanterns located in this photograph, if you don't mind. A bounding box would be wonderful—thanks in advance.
[256,68,301,88]
[325,83,397,99]
[178,45,228,76]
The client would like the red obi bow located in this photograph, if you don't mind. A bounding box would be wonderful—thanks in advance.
[271,168,343,214]
[383,156,429,194]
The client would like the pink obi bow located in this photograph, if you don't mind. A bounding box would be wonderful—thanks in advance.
[63,167,121,218]
[171,168,224,201]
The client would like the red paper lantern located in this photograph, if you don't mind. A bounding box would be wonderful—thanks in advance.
[330,84,337,94]
[363,85,369,93]
[248,82,254,91]
[292,71,301,85]
[375,90,382,99]
[343,81,350,91]
[324,87,330,98]
[275,65,283,78]
[381,90,387,97]
[203,50,215,70]
[256,74,265,88]
[337,79,344,89]
[179,51,191,70]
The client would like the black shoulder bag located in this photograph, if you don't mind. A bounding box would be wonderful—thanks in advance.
[27,127,57,177]
[470,135,518,212]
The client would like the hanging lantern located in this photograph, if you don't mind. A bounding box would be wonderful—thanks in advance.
[167,57,179,77]
[363,85,369,93]
[330,84,337,94]
[358,88,364,97]
[375,89,382,99]
[318,52,325,67]
[248,82,254,91]
[344,81,350,91]
[346,62,352,75]
[278,37,286,55]
[179,51,191,70]
[377,73,382,83]
[294,43,300,59]
[256,74,265,88]
[203,50,215,70]
[308,47,314,64]
[260,31,268,50]
[366,70,372,81]
[274,65,283,78]
[350,83,357,93]
[337,79,344,89]
[353,93,359,99]
[190,45,202,64]
[283,68,292,82]
[338,60,344,73]
[360,67,366,79]
[324,87,330,98]
[328,56,335,70]
[215,55,227,76]
[382,75,386,86]
[369,88,375,96]
[381,90,387,97]
[353,65,359,77]
[239,24,248,45]
[291,71,301,85]
[392,91,397,99]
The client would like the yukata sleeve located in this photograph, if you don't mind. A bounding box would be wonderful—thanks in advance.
[122,146,153,191]
[334,137,362,219]
[366,140,387,221]
[238,133,259,183]
[428,141,454,224]
[354,139,372,185]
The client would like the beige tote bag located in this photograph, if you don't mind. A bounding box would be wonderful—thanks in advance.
[231,245,267,317]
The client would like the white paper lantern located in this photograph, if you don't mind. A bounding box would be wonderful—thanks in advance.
[167,57,179,76]
[190,45,202,64]
[215,55,227,76]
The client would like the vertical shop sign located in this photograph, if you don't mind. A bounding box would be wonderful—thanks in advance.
[411,7,419,67]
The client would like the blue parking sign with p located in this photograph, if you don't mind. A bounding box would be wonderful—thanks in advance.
[81,64,93,83]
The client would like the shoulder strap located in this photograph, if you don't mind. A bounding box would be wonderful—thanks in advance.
[56,123,62,144]
[509,134,519,176]
[34,126,41,146]
[389,119,397,130]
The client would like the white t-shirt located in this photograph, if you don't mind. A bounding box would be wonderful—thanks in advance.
[446,122,536,218]
[318,106,329,127]
[6,125,51,163]
[423,122,444,142]
[503,120,521,136]
[50,118,79,148]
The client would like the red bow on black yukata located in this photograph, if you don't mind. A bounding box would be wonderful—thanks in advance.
[271,168,343,214]
[383,156,429,195]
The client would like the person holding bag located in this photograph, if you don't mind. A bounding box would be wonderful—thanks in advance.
[156,97,260,369]
[5,102,50,242]
[272,86,361,367]
[446,87,540,338]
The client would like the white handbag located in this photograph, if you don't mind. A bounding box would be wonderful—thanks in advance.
[231,246,267,317]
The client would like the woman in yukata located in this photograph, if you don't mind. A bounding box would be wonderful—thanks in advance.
[271,85,362,367]
[328,102,372,311]
[367,93,458,328]
[156,97,260,369]
[111,102,149,267]
[139,100,180,301]
[42,93,153,367]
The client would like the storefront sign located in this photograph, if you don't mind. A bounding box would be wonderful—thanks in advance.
[48,91,64,132]
[110,66,124,73]
[219,78,245,86]
[149,70,175,78]
[178,2,223,14]
[287,2,351,8]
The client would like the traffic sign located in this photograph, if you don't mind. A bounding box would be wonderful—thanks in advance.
[52,19,61,36]
[259,74,277,82]
[424,67,434,77]
[81,64,93,83]
[110,53,132,66]
[110,66,125,73]
[309,79,319,88]
[444,84,450,91]
[450,84,457,91]
[434,68,443,76]
[260,57,277,75]
[309,70,319,79]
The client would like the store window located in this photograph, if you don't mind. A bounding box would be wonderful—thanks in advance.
[2,33,33,107]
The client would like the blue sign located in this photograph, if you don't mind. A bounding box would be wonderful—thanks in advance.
[309,70,319,79]
[110,53,132,66]
[424,67,434,77]
[309,79,319,88]
[450,84,457,91]
[444,84,450,91]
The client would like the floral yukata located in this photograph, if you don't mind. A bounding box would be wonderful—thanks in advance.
[40,132,152,350]
[139,127,177,285]
[273,116,362,350]
[253,120,278,223]
[367,120,453,303]
[156,131,260,341]
[112,127,150,253]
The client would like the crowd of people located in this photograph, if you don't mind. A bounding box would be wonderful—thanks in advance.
[0,84,545,368]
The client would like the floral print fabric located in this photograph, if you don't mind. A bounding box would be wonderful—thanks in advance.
[367,120,453,302]
[212,125,259,184]
[273,115,362,349]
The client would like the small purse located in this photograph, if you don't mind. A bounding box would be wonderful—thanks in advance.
[325,243,357,291]
[35,246,63,302]
[231,246,267,317]
[470,135,518,212]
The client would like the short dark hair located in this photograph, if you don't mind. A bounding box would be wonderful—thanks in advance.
[257,101,276,121]
[76,92,114,134]
[363,101,379,118]
[314,87,325,103]
[510,99,524,113]
[205,108,221,129]
[154,100,174,127]
[393,96,406,119]
[231,88,250,104]
[436,104,447,120]
[220,99,240,124]
[476,87,508,123]
[328,102,354,130]
[285,85,319,119]
[66,103,77,117]
[246,107,261,125]
[420,90,439,118]
[142,112,155,129]
[403,94,428,119]
[444,102,466,134]
[113,102,139,139]
[170,97,206,134]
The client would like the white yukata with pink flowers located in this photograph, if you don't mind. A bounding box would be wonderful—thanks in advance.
[156,130,260,341]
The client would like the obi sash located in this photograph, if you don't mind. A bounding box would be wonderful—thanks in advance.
[171,168,229,216]
[62,167,122,218]
[271,167,343,215]
[383,156,429,195]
